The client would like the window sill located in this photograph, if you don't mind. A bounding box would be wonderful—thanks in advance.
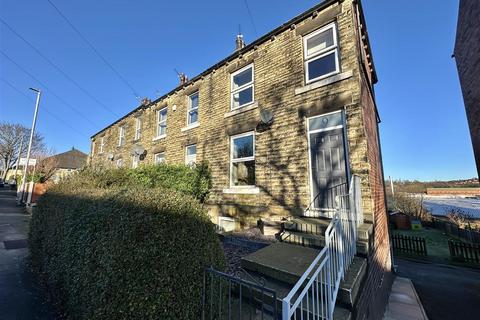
[295,70,353,95]
[152,134,166,141]
[224,102,258,118]
[181,122,200,132]
[222,187,260,194]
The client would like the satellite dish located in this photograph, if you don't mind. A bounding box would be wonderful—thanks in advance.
[260,109,274,125]
[131,145,146,156]
[107,153,114,161]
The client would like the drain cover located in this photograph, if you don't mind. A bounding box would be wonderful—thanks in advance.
[3,239,28,250]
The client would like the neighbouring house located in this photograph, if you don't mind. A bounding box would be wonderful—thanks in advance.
[44,147,88,183]
[89,1,392,318]
[454,0,480,180]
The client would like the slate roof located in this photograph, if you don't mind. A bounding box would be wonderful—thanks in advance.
[46,148,88,170]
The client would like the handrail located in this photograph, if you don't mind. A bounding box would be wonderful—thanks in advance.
[304,181,348,216]
[282,175,362,320]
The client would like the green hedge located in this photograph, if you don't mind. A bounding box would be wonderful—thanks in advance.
[29,172,224,319]
[64,162,212,202]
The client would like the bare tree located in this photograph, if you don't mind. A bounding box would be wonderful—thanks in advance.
[0,122,46,181]
[34,149,59,182]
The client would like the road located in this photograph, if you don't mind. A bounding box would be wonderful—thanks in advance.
[0,187,57,319]
[396,258,480,320]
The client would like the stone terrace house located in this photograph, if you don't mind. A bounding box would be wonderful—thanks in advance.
[90,1,392,318]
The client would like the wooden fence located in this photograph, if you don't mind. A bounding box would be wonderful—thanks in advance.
[430,217,480,243]
[448,240,480,263]
[391,234,427,255]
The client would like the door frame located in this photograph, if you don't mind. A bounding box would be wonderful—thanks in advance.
[306,109,351,213]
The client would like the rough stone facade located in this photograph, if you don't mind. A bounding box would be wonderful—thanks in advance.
[90,2,392,317]
[454,0,480,180]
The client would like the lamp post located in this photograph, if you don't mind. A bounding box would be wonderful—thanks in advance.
[18,88,41,205]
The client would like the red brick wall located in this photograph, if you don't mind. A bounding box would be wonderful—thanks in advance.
[454,0,480,179]
[353,2,393,319]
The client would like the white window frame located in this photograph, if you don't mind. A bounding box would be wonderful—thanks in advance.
[185,144,197,166]
[303,22,340,84]
[116,158,123,168]
[99,137,105,154]
[187,92,199,125]
[230,131,255,188]
[132,154,139,169]
[156,107,167,138]
[134,117,142,140]
[118,126,125,146]
[230,64,254,110]
[154,152,165,165]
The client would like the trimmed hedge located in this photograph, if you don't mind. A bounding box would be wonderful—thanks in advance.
[63,162,212,202]
[29,171,224,319]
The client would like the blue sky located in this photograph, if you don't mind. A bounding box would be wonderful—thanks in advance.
[0,0,476,181]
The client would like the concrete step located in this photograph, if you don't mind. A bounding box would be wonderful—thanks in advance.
[285,216,331,234]
[241,242,320,285]
[337,256,367,309]
[236,270,352,320]
[241,242,367,309]
[281,230,325,249]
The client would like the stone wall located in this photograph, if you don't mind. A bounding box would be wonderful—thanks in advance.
[90,0,376,225]
[454,0,480,179]
[89,0,384,232]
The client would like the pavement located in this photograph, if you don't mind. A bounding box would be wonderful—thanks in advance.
[0,187,58,320]
[384,277,428,320]
[393,258,480,320]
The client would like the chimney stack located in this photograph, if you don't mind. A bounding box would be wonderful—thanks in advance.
[178,72,188,85]
[235,34,245,51]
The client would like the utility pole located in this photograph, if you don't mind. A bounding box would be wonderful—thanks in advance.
[13,135,24,181]
[18,88,41,205]
[389,176,395,198]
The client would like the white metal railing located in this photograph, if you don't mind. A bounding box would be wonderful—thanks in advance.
[282,175,363,320]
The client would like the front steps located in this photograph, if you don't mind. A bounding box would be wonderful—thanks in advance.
[235,216,373,319]
[280,216,373,256]
[238,242,367,319]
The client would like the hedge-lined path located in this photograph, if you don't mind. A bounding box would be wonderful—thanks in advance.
[0,187,58,319]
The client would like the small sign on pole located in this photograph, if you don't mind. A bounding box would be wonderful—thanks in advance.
[19,158,37,166]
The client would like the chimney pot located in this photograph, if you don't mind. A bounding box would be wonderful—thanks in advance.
[235,34,245,51]
[178,73,188,85]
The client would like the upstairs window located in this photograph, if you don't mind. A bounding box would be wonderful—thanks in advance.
[188,92,199,125]
[185,144,197,166]
[156,107,167,137]
[154,153,165,165]
[231,64,254,110]
[304,23,339,83]
[118,126,125,146]
[230,132,255,187]
[134,117,142,140]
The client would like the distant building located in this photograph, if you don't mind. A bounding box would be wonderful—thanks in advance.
[46,148,88,183]
[454,0,480,180]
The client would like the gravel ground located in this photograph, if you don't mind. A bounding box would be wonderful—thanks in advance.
[221,228,276,274]
[221,242,257,274]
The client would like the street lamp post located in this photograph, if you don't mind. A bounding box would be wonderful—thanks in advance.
[18,88,41,205]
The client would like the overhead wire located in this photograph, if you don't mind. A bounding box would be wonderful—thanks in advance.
[0,17,120,118]
[45,0,142,100]
[1,77,91,139]
[1,50,100,129]
[243,0,258,37]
